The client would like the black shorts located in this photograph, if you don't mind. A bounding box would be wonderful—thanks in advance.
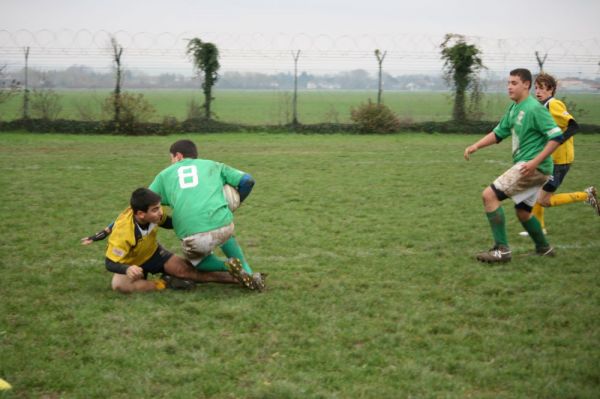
[141,245,173,278]
[543,164,571,193]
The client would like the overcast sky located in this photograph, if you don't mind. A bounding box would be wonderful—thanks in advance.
[2,0,599,39]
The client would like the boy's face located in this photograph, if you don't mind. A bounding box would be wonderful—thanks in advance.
[135,203,163,224]
[507,74,530,102]
[534,82,553,101]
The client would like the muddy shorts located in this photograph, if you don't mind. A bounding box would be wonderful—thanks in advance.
[491,162,549,207]
[181,223,234,266]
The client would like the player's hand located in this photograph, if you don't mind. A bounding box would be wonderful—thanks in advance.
[464,145,478,160]
[80,237,93,245]
[126,265,144,281]
[519,161,537,176]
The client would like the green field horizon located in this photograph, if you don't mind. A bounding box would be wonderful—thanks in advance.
[1,89,599,125]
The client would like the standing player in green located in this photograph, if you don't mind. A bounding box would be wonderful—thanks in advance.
[464,68,564,263]
[149,139,265,290]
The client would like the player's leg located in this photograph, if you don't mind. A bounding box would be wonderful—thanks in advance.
[110,273,164,293]
[164,254,237,284]
[220,236,253,274]
[516,204,553,256]
[520,190,549,236]
[476,185,511,263]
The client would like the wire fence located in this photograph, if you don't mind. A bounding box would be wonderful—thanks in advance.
[1,30,599,125]
[1,29,599,77]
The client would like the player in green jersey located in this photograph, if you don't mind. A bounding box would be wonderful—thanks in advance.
[464,68,564,263]
[149,139,265,290]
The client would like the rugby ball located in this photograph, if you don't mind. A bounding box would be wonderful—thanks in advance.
[223,184,240,212]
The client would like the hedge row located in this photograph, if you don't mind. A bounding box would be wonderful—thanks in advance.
[1,118,598,135]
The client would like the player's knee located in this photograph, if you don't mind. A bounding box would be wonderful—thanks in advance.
[515,208,530,222]
[111,276,133,294]
[538,197,551,207]
[481,187,496,204]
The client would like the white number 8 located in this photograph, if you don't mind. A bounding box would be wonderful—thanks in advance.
[177,165,198,188]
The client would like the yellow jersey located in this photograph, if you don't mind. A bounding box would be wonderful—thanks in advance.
[546,98,574,165]
[105,207,167,266]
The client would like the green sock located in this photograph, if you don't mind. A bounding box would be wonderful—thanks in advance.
[486,207,508,247]
[195,254,228,272]
[521,216,549,249]
[221,236,253,274]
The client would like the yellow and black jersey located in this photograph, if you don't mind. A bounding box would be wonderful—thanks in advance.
[545,97,575,165]
[105,207,168,266]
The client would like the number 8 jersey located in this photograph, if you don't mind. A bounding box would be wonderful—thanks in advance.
[149,158,245,239]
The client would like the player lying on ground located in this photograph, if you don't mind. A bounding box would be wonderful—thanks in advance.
[81,188,240,293]
[464,68,563,263]
[518,72,599,237]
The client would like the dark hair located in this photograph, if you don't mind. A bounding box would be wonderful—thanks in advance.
[130,188,161,213]
[170,139,198,159]
[510,68,533,89]
[535,73,557,96]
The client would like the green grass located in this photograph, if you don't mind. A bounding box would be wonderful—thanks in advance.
[1,90,599,125]
[0,132,599,398]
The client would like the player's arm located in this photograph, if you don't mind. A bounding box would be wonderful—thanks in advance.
[105,258,143,280]
[464,132,501,160]
[81,222,115,245]
[562,119,579,141]
[158,212,174,229]
[237,173,255,202]
[221,163,255,202]
[520,135,564,176]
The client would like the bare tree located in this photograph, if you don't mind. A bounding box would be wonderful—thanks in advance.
[375,49,387,105]
[292,50,301,125]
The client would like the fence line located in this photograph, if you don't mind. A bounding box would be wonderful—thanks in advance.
[1,30,599,77]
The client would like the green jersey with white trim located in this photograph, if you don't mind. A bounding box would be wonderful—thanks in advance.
[149,158,245,238]
[493,95,562,175]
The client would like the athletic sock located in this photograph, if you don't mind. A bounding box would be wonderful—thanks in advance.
[550,192,588,206]
[521,216,549,249]
[532,203,545,230]
[195,254,229,272]
[486,207,508,247]
[221,236,253,274]
[154,279,167,290]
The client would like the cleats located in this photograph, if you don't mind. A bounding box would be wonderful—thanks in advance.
[476,245,512,263]
[226,258,265,291]
[162,274,196,290]
[584,186,600,216]
[536,246,556,257]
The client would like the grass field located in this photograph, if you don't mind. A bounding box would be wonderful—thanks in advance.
[1,90,600,125]
[0,132,599,398]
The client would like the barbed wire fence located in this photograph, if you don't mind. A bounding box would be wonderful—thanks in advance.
[1,29,598,76]
[1,30,599,124]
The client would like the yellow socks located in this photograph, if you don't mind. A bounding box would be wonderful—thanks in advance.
[154,279,167,290]
[532,203,545,229]
[550,191,588,206]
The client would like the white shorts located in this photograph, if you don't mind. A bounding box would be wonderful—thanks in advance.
[181,223,234,266]
[492,162,549,207]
